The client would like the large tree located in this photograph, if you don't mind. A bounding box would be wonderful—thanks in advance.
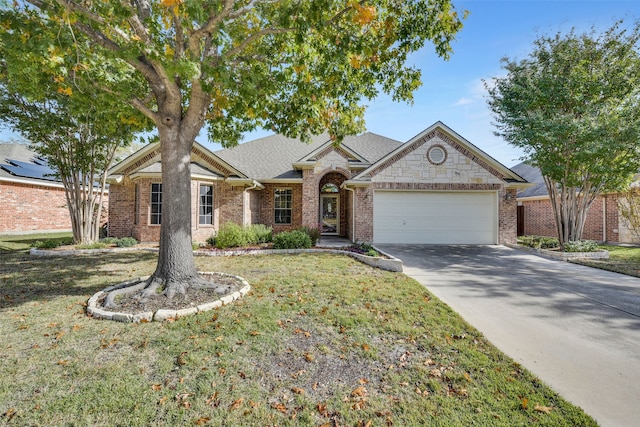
[486,22,640,249]
[0,11,148,244]
[7,0,465,298]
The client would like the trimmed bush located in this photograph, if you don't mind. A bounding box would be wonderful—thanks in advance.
[32,237,73,249]
[101,237,119,245]
[115,237,138,248]
[297,226,320,246]
[273,230,312,249]
[352,242,379,257]
[77,242,109,249]
[563,240,599,253]
[208,224,273,248]
[518,235,559,249]
[215,222,248,249]
[246,224,273,244]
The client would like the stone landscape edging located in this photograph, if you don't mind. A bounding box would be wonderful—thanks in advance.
[86,272,251,323]
[507,243,609,261]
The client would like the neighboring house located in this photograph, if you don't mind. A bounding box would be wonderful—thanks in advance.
[0,144,71,234]
[106,121,530,244]
[513,162,624,242]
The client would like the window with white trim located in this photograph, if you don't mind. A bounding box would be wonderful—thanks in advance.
[150,183,162,225]
[199,184,213,225]
[274,188,292,224]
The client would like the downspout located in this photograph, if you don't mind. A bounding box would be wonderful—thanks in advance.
[344,186,355,243]
[243,180,260,227]
[602,196,607,243]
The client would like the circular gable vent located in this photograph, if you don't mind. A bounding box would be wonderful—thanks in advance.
[427,145,447,165]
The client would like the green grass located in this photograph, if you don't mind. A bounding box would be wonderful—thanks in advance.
[0,237,597,426]
[572,244,640,277]
[0,232,73,252]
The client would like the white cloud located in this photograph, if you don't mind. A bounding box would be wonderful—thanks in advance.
[454,97,474,106]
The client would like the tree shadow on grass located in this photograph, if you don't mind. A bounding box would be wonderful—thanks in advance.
[0,251,158,310]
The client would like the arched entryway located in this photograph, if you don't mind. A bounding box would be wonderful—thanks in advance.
[319,172,348,236]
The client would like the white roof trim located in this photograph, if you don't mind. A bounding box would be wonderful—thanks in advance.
[0,175,65,189]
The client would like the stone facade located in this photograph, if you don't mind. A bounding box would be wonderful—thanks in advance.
[365,131,516,245]
[371,135,503,186]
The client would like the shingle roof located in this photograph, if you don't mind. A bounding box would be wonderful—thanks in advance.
[511,162,548,198]
[214,132,402,180]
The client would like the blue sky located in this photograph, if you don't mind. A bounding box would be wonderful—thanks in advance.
[2,1,638,167]
[359,0,640,167]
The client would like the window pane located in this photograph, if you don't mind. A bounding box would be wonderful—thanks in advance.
[199,184,213,225]
[151,183,162,225]
[274,188,292,224]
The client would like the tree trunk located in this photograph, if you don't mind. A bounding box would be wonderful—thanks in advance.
[147,125,200,298]
[546,176,598,250]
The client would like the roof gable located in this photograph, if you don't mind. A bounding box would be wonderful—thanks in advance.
[108,142,247,181]
[351,122,527,185]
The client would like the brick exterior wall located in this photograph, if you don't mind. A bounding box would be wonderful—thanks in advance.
[0,181,72,233]
[499,188,518,244]
[519,194,622,243]
[353,186,374,242]
[107,129,523,245]
[258,183,303,234]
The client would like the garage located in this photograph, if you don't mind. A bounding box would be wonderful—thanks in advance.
[373,191,498,244]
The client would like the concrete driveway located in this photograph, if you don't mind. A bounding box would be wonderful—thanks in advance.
[378,244,640,427]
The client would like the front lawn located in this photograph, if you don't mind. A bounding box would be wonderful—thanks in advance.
[0,241,595,425]
[0,232,72,252]
[572,244,640,277]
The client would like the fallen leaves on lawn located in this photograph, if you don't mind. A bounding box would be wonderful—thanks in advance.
[534,403,553,414]
[291,387,305,395]
[271,402,287,414]
[229,398,244,410]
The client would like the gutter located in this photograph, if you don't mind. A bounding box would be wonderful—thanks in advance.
[242,180,261,227]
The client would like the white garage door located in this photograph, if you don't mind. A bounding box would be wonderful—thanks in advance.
[373,191,497,244]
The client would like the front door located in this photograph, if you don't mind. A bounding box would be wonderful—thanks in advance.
[321,194,339,235]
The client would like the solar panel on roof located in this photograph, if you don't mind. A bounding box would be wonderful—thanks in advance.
[0,164,58,181]
[7,159,55,174]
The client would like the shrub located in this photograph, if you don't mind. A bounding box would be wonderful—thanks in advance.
[297,226,320,246]
[246,224,273,244]
[77,242,109,249]
[518,235,559,249]
[206,234,216,247]
[563,240,599,253]
[115,237,138,248]
[352,242,379,257]
[215,222,248,249]
[273,230,312,249]
[101,237,118,245]
[32,237,73,249]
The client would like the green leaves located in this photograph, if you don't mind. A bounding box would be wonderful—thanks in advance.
[487,20,640,245]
